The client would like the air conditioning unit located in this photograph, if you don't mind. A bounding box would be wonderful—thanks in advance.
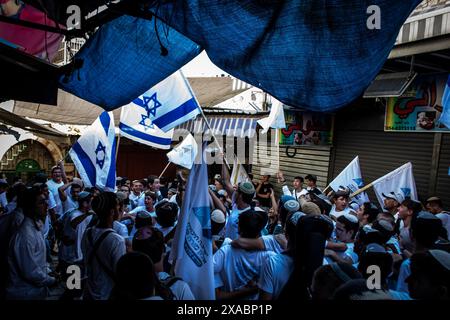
[363,72,417,98]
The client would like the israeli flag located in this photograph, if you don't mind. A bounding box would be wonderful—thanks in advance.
[329,156,369,206]
[167,133,198,169]
[131,71,200,132]
[439,75,450,129]
[119,102,174,150]
[170,143,215,300]
[373,162,418,209]
[69,111,116,191]
[257,99,286,134]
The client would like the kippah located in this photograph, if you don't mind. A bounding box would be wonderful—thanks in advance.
[284,199,300,212]
[429,249,450,271]
[211,209,226,224]
[238,182,255,195]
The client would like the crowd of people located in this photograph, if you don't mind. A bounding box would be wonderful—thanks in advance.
[0,158,449,301]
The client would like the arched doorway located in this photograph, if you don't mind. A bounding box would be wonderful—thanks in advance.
[15,159,42,182]
[0,140,54,184]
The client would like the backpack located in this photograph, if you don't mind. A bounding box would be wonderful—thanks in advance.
[86,228,116,282]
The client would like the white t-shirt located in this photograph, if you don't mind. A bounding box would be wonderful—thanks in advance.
[82,227,126,300]
[336,242,358,264]
[329,205,351,220]
[258,253,294,299]
[436,212,450,241]
[113,221,129,238]
[261,235,284,254]
[75,214,93,262]
[155,221,177,238]
[63,192,78,216]
[158,272,195,300]
[129,192,145,210]
[213,238,276,300]
[224,206,251,241]
[46,179,64,216]
[59,209,80,263]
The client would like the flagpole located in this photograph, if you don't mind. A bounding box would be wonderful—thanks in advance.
[115,131,121,164]
[159,162,172,179]
[179,69,231,170]
[350,182,374,198]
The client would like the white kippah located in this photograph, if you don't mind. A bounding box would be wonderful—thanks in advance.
[211,209,226,224]
[429,250,450,271]
[342,213,358,224]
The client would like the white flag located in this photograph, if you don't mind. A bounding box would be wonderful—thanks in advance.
[167,133,198,170]
[257,99,286,134]
[69,111,116,191]
[329,156,369,205]
[130,70,200,132]
[170,143,215,299]
[230,157,249,186]
[373,162,418,208]
[119,102,174,149]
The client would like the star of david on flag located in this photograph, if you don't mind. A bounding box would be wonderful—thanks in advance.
[130,71,201,132]
[69,111,116,191]
[329,156,369,205]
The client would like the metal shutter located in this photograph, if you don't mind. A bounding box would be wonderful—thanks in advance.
[436,134,450,208]
[330,130,435,204]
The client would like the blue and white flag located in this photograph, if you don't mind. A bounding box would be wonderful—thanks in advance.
[131,71,200,132]
[119,102,174,149]
[373,162,418,209]
[167,133,198,169]
[438,75,450,129]
[170,143,214,300]
[257,99,286,134]
[329,156,369,206]
[69,111,116,191]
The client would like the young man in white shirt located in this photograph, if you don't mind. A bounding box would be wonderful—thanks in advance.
[6,187,56,300]
[426,197,450,241]
[46,161,68,217]
[132,225,195,300]
[214,210,275,300]
[129,180,145,210]
[325,213,359,265]
[82,192,126,300]
[58,179,83,216]
[329,189,352,220]
[278,171,306,200]
[258,212,302,300]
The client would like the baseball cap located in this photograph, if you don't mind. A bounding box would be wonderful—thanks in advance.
[238,182,255,195]
[382,191,404,203]
[426,196,441,203]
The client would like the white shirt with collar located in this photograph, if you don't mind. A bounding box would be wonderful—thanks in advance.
[6,217,56,299]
